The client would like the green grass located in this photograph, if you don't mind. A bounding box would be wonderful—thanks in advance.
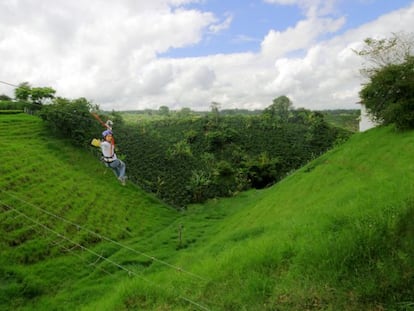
[1,114,414,310]
[0,110,24,114]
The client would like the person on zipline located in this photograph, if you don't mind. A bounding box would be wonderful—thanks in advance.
[101,129,127,185]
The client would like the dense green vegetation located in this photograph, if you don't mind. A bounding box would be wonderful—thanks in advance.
[356,32,414,130]
[360,55,414,130]
[32,95,352,207]
[0,85,358,208]
[1,113,413,310]
[37,97,105,147]
[119,107,359,132]
[0,100,31,113]
[116,108,350,207]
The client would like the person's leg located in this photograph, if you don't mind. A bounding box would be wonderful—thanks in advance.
[110,160,126,184]
[118,160,126,180]
[106,162,118,177]
[108,160,121,178]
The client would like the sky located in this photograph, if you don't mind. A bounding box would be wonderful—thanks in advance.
[0,0,413,111]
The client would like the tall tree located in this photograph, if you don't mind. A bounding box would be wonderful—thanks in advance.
[14,82,31,102]
[263,95,293,122]
[210,101,221,124]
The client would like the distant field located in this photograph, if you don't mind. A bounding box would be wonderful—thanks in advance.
[119,108,360,132]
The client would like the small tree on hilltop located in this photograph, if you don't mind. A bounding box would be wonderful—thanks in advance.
[15,82,56,106]
[359,56,414,130]
[355,32,414,78]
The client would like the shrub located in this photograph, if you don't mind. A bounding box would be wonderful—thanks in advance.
[360,56,414,130]
[38,97,102,146]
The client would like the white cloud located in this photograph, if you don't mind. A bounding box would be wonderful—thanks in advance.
[260,16,346,59]
[209,13,233,33]
[263,0,338,18]
[1,0,413,111]
[0,0,216,104]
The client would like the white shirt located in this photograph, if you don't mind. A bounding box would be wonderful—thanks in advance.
[100,141,117,161]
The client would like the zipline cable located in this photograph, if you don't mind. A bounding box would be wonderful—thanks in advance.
[0,80,19,87]
[0,201,211,311]
[1,189,208,282]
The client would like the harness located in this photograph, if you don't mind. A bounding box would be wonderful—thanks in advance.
[101,140,115,163]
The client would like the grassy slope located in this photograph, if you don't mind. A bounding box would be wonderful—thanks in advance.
[0,115,179,309]
[1,114,414,310]
[107,125,414,310]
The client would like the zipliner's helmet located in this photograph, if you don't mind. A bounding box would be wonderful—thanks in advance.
[102,129,113,138]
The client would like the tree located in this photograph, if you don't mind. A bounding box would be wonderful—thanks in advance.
[177,107,192,118]
[356,32,414,130]
[159,105,170,116]
[14,82,56,105]
[359,56,414,130]
[38,97,101,146]
[354,32,414,78]
[14,82,31,102]
[0,94,12,101]
[210,101,221,124]
[263,95,293,122]
[30,87,56,105]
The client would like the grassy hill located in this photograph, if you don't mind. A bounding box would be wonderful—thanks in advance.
[1,114,413,310]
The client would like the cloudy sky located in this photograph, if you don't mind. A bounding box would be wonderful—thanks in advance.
[1,0,413,111]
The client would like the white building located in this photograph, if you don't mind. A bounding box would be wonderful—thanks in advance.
[359,104,379,132]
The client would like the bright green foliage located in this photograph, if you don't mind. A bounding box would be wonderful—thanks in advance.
[30,87,56,105]
[116,110,348,207]
[14,82,56,106]
[34,96,351,207]
[360,56,414,130]
[0,100,28,111]
[38,97,103,147]
[14,82,31,101]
